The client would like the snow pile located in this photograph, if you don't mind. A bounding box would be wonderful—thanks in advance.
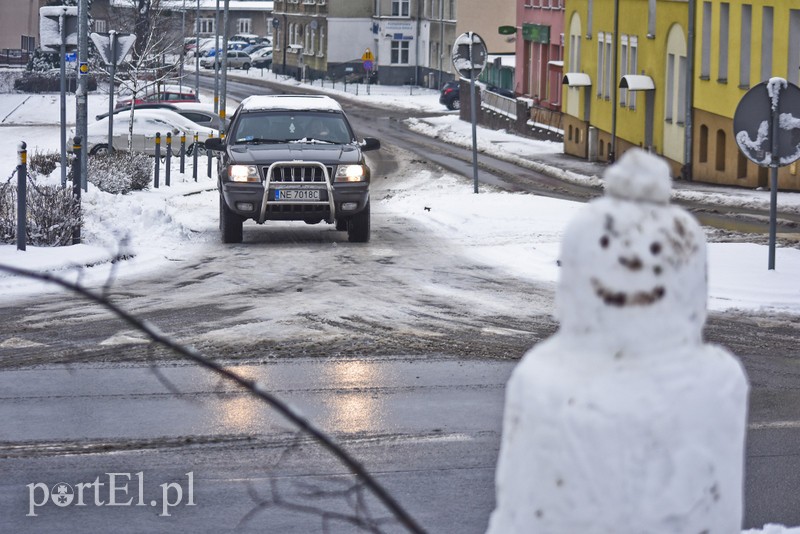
[487,150,750,533]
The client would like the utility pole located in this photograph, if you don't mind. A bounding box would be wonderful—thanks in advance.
[214,0,220,114]
[609,0,620,163]
[77,0,88,190]
[180,0,185,94]
[220,0,230,137]
[195,0,200,95]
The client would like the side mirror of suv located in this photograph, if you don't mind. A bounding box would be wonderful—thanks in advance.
[360,137,380,152]
[205,137,225,151]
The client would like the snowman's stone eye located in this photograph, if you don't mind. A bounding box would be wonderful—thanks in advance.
[600,236,610,248]
[653,265,663,275]
[651,242,662,255]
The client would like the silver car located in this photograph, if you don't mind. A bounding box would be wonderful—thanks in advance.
[75,108,217,156]
[200,50,252,70]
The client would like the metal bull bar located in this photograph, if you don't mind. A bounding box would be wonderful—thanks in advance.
[258,161,336,224]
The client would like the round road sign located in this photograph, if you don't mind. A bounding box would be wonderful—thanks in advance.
[452,32,487,81]
[734,79,800,167]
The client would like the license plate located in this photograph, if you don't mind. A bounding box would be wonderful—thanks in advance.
[275,189,321,201]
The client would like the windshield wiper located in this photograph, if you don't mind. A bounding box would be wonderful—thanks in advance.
[234,138,282,144]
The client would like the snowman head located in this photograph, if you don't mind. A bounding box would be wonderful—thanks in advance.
[555,149,707,353]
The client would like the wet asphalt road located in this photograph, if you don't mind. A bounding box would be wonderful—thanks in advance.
[1,75,799,532]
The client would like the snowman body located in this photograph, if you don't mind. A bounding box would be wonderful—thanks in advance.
[487,150,749,534]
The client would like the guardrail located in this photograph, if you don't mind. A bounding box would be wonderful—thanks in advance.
[481,91,517,120]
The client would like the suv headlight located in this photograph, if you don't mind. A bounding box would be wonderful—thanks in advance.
[334,164,367,182]
[228,165,259,182]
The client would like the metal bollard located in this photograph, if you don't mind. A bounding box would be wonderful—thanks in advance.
[180,133,186,174]
[165,132,172,187]
[154,132,161,188]
[71,137,82,245]
[16,142,27,251]
[192,132,198,182]
[207,133,213,178]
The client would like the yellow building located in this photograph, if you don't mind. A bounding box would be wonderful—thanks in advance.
[562,0,690,177]
[693,0,800,190]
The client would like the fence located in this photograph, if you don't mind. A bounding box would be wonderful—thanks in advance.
[0,49,31,67]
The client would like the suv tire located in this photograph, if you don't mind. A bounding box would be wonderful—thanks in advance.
[347,202,370,243]
[220,193,243,243]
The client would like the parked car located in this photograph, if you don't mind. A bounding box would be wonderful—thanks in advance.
[200,50,252,70]
[232,33,270,45]
[439,81,460,110]
[76,108,217,156]
[204,94,380,244]
[250,47,273,69]
[242,43,270,55]
[116,84,199,109]
[98,102,229,132]
[486,85,516,99]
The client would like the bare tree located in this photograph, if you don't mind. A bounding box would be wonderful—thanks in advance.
[97,0,185,152]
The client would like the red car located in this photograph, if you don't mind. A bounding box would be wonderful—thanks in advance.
[116,85,199,109]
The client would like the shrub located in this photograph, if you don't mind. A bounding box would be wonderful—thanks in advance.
[28,150,61,177]
[87,152,151,194]
[13,71,97,93]
[0,177,81,247]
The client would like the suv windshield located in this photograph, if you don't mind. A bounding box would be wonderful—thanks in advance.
[231,111,354,145]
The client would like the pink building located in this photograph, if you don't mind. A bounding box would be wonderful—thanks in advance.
[515,0,565,111]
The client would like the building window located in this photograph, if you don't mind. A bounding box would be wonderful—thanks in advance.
[718,3,729,82]
[715,129,726,171]
[737,152,748,179]
[739,5,751,88]
[392,0,410,16]
[677,55,686,124]
[94,19,107,33]
[699,125,709,162]
[628,36,637,109]
[596,32,604,97]
[199,18,215,35]
[604,34,612,99]
[570,33,580,72]
[448,0,456,19]
[761,6,773,82]
[665,53,675,122]
[587,0,593,38]
[391,40,410,64]
[700,2,711,79]
[305,25,311,51]
[790,10,800,86]
[237,18,251,34]
[620,35,628,107]
[319,27,326,55]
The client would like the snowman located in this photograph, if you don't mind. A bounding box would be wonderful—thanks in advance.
[487,149,749,533]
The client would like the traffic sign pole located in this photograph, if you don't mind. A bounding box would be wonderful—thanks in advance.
[452,32,487,194]
[769,91,780,270]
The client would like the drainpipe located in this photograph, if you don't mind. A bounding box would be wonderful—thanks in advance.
[683,0,695,181]
[609,0,619,163]
[438,0,444,88]
[415,0,421,86]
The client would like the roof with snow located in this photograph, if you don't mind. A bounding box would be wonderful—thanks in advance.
[239,94,343,112]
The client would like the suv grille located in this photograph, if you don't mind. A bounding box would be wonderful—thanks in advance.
[265,165,334,183]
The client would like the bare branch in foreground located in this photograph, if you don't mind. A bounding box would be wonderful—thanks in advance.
[0,263,426,534]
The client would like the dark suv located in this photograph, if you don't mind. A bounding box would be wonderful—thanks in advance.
[205,95,380,243]
[439,81,460,110]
